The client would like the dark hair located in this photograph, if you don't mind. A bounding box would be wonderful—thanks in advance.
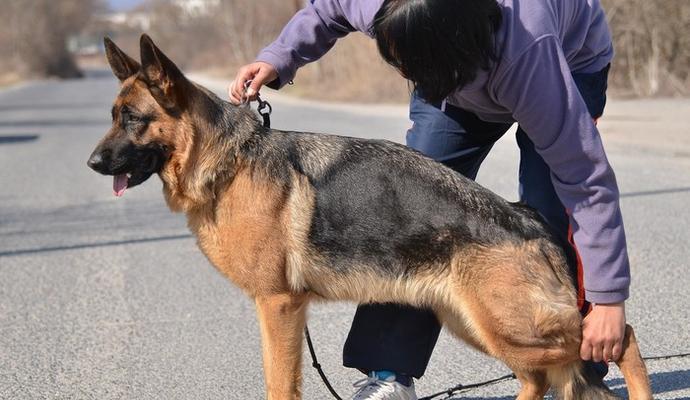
[373,0,502,103]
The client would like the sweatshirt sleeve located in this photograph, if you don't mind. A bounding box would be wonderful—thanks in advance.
[255,0,382,89]
[494,35,630,304]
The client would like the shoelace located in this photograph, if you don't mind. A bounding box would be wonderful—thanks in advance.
[351,376,397,400]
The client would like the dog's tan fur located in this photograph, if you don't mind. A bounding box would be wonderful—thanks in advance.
[91,36,653,400]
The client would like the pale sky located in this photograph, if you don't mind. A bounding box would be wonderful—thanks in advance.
[108,0,145,11]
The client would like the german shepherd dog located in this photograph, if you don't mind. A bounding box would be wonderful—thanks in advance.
[88,35,652,399]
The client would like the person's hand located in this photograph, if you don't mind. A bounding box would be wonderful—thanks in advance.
[580,302,626,363]
[228,62,278,105]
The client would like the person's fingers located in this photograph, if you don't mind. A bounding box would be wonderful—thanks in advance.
[609,326,625,361]
[228,79,239,104]
[229,70,244,104]
[237,67,255,97]
[591,340,604,362]
[235,67,253,103]
[229,66,256,104]
[611,339,623,361]
[602,339,614,363]
[580,338,593,361]
[579,303,626,363]
[229,75,245,105]
[228,63,278,104]
[246,67,274,99]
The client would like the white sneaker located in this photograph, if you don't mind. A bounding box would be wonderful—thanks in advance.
[351,372,418,400]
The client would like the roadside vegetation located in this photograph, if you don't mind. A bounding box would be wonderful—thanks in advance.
[604,0,690,97]
[136,0,690,101]
[0,0,99,85]
[0,0,688,99]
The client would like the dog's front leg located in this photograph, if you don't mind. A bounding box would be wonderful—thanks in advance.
[256,293,308,400]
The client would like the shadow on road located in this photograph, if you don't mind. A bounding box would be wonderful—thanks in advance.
[0,103,110,112]
[608,369,690,398]
[0,233,193,258]
[0,119,108,128]
[448,395,514,400]
[438,396,515,400]
[446,369,690,399]
[0,134,39,144]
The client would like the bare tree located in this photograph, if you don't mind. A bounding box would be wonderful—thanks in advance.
[603,0,690,96]
[117,0,690,99]
[0,0,99,79]
[146,0,296,71]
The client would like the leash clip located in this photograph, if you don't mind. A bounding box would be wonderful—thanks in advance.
[243,79,273,128]
[256,97,273,128]
[257,98,272,116]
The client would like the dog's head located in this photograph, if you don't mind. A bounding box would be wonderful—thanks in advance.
[87,34,192,196]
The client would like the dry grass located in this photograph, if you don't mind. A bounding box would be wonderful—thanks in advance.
[0,71,23,88]
[190,36,411,104]
[603,0,690,97]
[142,0,409,103]
[2,0,687,101]
[148,0,688,102]
[0,0,98,80]
[263,34,410,104]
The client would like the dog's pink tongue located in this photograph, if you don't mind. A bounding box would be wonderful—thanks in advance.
[113,174,128,197]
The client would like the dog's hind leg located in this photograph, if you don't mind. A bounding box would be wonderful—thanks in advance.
[256,293,309,400]
[443,244,602,398]
[615,325,652,400]
[515,370,549,400]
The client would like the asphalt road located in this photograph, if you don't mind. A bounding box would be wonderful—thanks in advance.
[1,70,689,399]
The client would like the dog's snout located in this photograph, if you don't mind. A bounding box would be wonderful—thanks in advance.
[87,153,102,169]
[87,149,111,172]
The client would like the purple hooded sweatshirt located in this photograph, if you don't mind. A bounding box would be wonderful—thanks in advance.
[256,0,630,304]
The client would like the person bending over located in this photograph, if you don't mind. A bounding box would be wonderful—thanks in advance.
[229,1,629,399]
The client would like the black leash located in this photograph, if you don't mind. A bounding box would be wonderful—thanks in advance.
[643,352,690,361]
[305,325,515,400]
[305,326,345,400]
[248,93,690,399]
[418,373,516,400]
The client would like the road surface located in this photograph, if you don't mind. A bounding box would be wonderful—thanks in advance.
[1,71,689,399]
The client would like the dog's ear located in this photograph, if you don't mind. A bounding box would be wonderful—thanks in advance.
[104,37,140,82]
[139,34,186,111]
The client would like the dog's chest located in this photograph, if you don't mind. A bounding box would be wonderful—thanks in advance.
[184,173,293,297]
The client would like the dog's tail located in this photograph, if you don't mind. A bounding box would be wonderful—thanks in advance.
[547,324,652,400]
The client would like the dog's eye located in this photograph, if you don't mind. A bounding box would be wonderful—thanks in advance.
[122,112,141,125]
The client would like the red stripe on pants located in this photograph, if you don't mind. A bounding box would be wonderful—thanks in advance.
[567,223,592,315]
